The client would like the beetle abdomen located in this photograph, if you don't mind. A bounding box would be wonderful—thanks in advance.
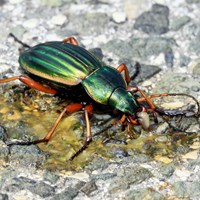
[82,66,127,104]
[19,42,103,86]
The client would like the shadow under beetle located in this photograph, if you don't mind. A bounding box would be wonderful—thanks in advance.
[0,35,199,160]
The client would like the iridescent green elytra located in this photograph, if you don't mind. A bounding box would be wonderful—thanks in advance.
[19,41,140,115]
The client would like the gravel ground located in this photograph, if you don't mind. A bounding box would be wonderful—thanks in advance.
[0,0,200,199]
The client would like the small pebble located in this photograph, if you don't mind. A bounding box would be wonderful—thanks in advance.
[182,150,199,160]
[51,14,67,26]
[155,135,168,143]
[154,155,173,164]
[161,102,184,109]
[175,168,191,181]
[112,12,127,23]
[23,18,39,29]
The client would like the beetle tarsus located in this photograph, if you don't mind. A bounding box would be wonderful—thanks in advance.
[69,138,92,161]
[7,138,49,147]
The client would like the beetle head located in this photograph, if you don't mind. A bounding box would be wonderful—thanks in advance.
[109,88,150,129]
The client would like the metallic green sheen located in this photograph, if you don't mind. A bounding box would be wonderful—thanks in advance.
[82,66,126,104]
[19,41,103,85]
[19,41,140,115]
[109,87,139,115]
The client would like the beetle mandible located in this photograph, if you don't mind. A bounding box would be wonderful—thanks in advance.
[0,36,199,160]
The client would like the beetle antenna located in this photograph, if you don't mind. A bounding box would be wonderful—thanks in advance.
[168,93,200,116]
[9,33,31,48]
[154,93,200,117]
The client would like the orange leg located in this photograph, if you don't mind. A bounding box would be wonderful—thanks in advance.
[117,63,131,84]
[7,101,94,161]
[69,104,93,161]
[127,86,157,110]
[63,37,79,45]
[113,114,126,125]
[0,75,58,94]
[137,93,169,103]
[127,86,159,123]
[8,103,83,146]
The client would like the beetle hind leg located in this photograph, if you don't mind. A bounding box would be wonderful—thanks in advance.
[0,75,58,94]
[69,104,93,161]
[7,103,83,149]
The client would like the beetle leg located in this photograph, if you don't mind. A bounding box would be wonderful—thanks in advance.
[113,114,126,125]
[63,37,79,45]
[7,103,83,146]
[127,86,160,123]
[127,86,157,110]
[136,93,169,103]
[137,93,200,117]
[117,63,131,84]
[69,104,93,161]
[0,75,58,94]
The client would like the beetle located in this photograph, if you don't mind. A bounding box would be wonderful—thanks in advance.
[0,36,199,160]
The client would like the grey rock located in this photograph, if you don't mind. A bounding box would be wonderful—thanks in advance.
[89,47,104,61]
[170,16,191,31]
[109,167,153,192]
[3,176,36,193]
[9,145,47,167]
[29,181,55,198]
[40,0,63,7]
[104,37,175,66]
[186,0,200,3]
[91,173,117,181]
[127,188,165,200]
[109,147,130,158]
[0,0,5,6]
[0,193,8,200]
[134,4,169,34]
[80,181,98,196]
[3,176,55,197]
[179,55,191,67]
[189,39,200,54]
[68,12,110,36]
[174,181,200,198]
[160,162,176,177]
[10,25,26,40]
[192,61,200,75]
[51,187,78,200]
[43,170,60,184]
[164,48,174,68]
[118,59,161,84]
[152,72,200,94]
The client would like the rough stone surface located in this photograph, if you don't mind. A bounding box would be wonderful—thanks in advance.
[134,4,170,34]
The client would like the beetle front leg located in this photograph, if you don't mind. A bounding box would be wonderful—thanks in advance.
[63,37,79,45]
[0,75,58,94]
[127,86,159,123]
[69,104,93,161]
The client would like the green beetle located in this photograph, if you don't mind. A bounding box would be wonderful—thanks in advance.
[1,36,199,160]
